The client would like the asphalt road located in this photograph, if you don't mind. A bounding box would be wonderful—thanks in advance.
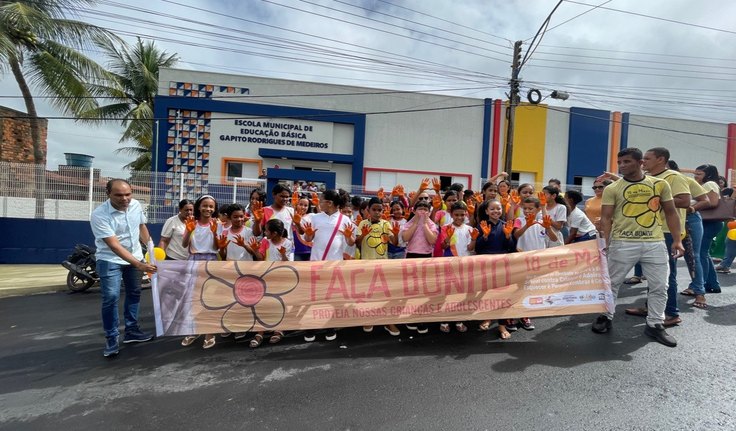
[1,264,734,431]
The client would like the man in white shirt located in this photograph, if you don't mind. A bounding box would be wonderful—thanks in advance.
[90,179,157,357]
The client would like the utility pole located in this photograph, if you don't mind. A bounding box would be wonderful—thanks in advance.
[503,40,523,176]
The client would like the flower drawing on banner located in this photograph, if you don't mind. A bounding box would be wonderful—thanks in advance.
[621,183,662,228]
[201,262,298,332]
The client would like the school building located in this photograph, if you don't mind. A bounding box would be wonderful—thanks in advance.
[155,68,735,202]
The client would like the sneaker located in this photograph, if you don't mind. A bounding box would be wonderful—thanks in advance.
[363,326,374,333]
[405,324,418,331]
[644,324,677,347]
[123,329,153,344]
[591,315,612,334]
[505,319,518,332]
[715,266,731,274]
[304,332,316,342]
[234,332,248,340]
[103,336,119,357]
[518,318,535,330]
[324,329,337,341]
[384,325,400,336]
[415,324,429,334]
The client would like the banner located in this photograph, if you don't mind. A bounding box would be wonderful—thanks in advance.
[151,240,613,336]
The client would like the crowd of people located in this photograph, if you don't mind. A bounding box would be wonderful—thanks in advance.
[91,146,731,357]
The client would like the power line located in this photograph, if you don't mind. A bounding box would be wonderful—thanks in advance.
[562,0,736,36]
[542,0,612,35]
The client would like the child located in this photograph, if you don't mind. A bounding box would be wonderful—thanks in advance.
[217,204,232,230]
[474,200,516,339]
[512,197,558,332]
[356,197,401,336]
[399,200,439,334]
[253,184,297,239]
[248,219,293,347]
[541,185,568,247]
[438,201,479,333]
[301,189,356,342]
[564,190,598,243]
[506,183,535,221]
[181,195,221,349]
[292,193,315,261]
[432,190,460,257]
[387,200,407,259]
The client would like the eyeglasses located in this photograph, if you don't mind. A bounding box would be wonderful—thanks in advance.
[418,196,430,200]
[592,186,604,190]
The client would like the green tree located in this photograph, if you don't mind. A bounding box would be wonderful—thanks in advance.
[80,37,178,171]
[0,0,118,216]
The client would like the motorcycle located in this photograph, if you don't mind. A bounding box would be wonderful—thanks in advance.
[62,244,151,293]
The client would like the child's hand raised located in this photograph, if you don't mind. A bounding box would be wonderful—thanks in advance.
[525,213,537,227]
[431,177,441,194]
[292,211,302,225]
[537,191,547,206]
[470,228,480,240]
[432,195,442,210]
[278,246,288,257]
[303,221,317,237]
[185,216,196,233]
[419,178,430,192]
[341,224,354,239]
[510,190,521,205]
[355,214,363,225]
[445,226,455,239]
[377,187,385,200]
[234,234,247,249]
[291,191,300,208]
[391,221,401,236]
[467,201,475,216]
[311,192,320,208]
[247,237,260,253]
[210,220,218,235]
[541,215,553,229]
[480,220,491,238]
[503,220,514,239]
[216,233,229,250]
[360,223,371,237]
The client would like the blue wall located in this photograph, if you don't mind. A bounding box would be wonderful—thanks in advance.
[0,218,163,264]
[566,107,611,185]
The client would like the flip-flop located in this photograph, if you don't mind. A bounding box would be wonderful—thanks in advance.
[692,301,708,309]
[478,321,491,331]
[203,336,216,349]
[679,289,696,296]
[269,331,284,344]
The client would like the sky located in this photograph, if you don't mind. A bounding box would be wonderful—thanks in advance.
[1,0,735,174]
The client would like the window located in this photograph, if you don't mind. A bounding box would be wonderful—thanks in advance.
[221,158,261,183]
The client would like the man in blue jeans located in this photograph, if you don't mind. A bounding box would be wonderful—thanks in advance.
[91,179,157,357]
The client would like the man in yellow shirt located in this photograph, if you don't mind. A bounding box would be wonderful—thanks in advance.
[593,148,683,347]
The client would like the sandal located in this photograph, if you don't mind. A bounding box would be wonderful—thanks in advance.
[439,323,450,333]
[269,331,284,344]
[679,289,696,296]
[692,296,707,309]
[455,322,468,333]
[181,335,200,346]
[478,320,491,331]
[202,335,216,349]
[499,326,511,340]
[249,334,263,348]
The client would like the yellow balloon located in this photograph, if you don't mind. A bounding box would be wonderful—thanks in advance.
[728,229,736,241]
[153,247,167,261]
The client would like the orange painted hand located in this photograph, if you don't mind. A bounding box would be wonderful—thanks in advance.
[360,223,371,237]
[311,192,319,208]
[247,237,260,252]
[473,192,483,203]
[408,191,416,201]
[432,195,442,210]
[467,201,475,215]
[537,191,547,206]
[431,177,441,194]
[292,211,302,225]
[470,228,480,240]
[480,220,491,238]
[510,190,521,206]
[380,234,390,244]
[419,177,430,192]
[291,191,299,208]
[525,213,537,227]
[342,224,354,239]
[234,234,247,249]
[216,233,229,250]
[303,222,317,237]
[541,214,553,229]
[355,214,363,225]
[382,205,391,220]
[445,226,455,239]
[184,216,196,233]
[278,246,288,257]
[210,220,218,235]
[391,221,401,236]
[503,220,514,239]
[377,187,385,200]
[251,201,263,221]
[500,196,509,210]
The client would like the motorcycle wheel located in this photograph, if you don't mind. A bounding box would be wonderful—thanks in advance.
[67,271,95,292]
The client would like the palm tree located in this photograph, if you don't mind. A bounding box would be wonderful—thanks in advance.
[0,0,119,217]
[80,37,178,171]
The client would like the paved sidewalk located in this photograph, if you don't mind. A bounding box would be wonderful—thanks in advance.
[0,265,70,298]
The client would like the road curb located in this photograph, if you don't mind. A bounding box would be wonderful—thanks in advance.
[0,284,69,299]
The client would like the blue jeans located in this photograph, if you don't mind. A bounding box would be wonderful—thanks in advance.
[98,260,143,339]
[702,220,723,291]
[664,233,679,317]
[686,212,705,295]
[722,238,736,268]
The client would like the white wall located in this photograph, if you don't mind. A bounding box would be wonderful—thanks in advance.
[543,107,570,184]
[627,115,727,173]
[0,198,152,221]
